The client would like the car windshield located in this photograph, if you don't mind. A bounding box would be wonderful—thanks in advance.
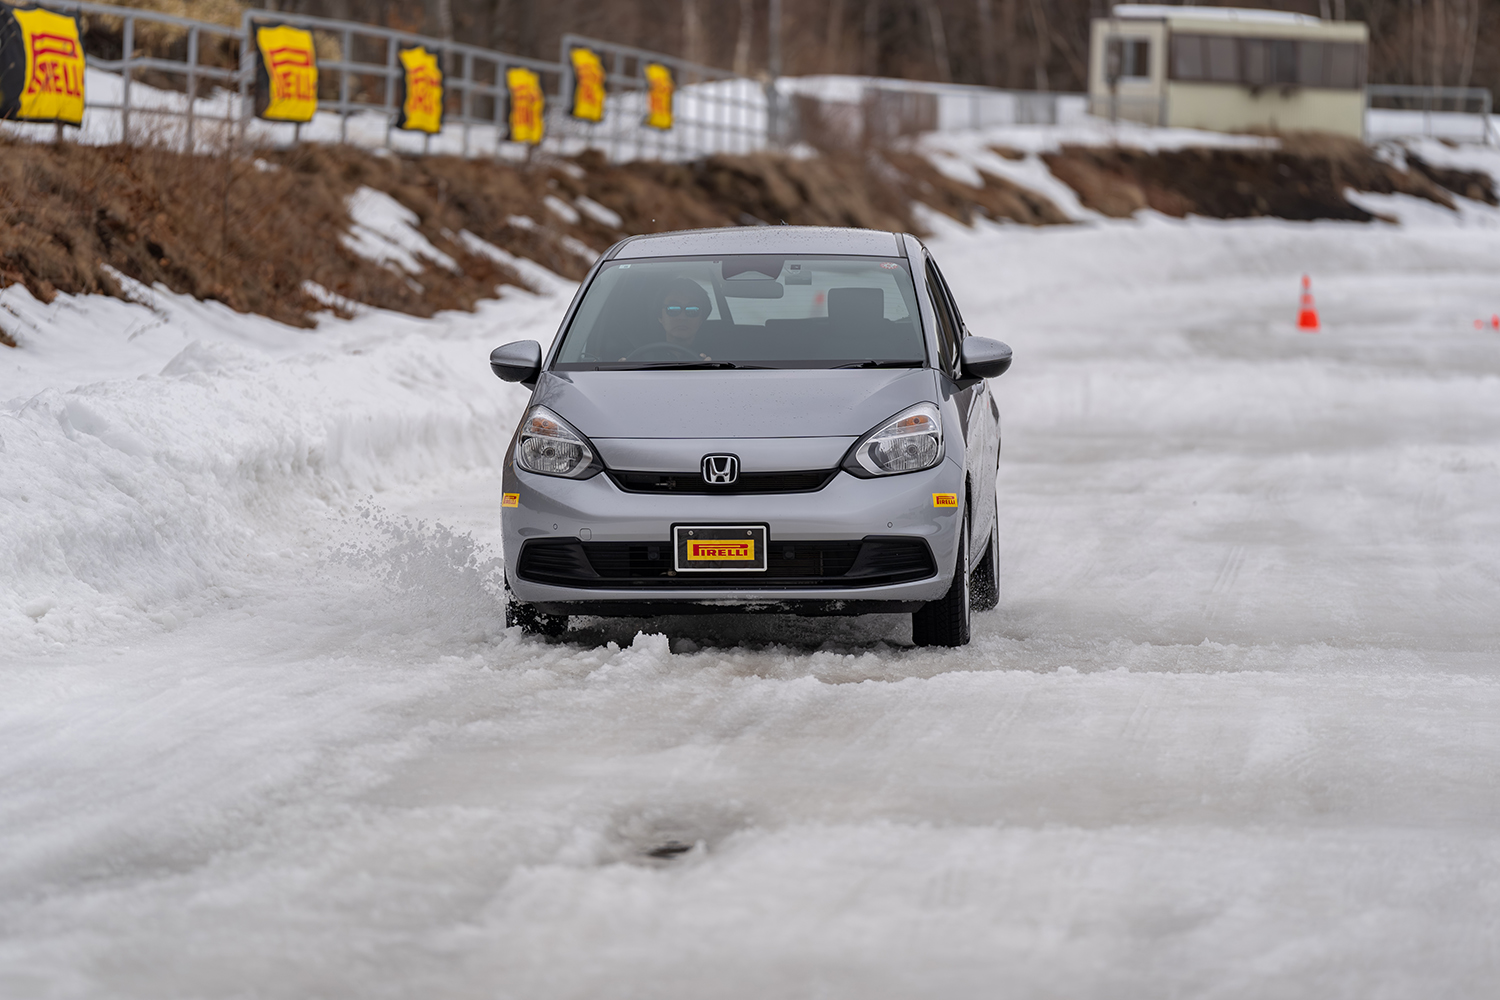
[551,254,927,370]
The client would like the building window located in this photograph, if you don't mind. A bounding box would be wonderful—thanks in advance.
[1107,38,1152,82]
[1168,34,1365,90]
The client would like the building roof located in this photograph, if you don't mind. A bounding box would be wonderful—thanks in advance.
[1111,4,1322,27]
[609,227,905,260]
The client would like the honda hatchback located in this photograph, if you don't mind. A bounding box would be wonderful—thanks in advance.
[490,226,1010,646]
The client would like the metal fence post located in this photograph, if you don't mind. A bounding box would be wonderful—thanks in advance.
[461,50,472,158]
[238,12,254,150]
[384,34,397,149]
[340,28,352,144]
[185,25,198,152]
[121,13,133,143]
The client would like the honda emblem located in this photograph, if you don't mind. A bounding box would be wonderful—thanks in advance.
[701,454,739,485]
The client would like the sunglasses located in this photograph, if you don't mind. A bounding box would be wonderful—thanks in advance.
[663,305,703,317]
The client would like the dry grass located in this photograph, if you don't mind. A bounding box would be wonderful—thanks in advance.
[0,138,532,326]
[8,132,1489,332]
[0,137,1080,330]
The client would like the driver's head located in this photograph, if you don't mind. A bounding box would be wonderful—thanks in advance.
[659,278,710,343]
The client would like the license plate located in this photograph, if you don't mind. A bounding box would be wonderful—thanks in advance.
[674,524,768,572]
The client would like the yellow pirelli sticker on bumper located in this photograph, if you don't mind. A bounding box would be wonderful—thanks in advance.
[933,493,958,508]
[687,539,756,561]
[502,493,520,508]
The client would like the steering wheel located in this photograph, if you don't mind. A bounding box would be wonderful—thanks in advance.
[625,341,701,362]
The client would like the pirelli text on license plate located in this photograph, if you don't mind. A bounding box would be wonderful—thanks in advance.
[674,524,768,572]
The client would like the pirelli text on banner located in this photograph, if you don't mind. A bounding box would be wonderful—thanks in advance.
[396,45,442,133]
[505,66,544,144]
[568,46,605,122]
[0,4,86,126]
[254,23,317,122]
[643,62,673,130]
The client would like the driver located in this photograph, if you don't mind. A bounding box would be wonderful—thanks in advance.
[622,278,712,362]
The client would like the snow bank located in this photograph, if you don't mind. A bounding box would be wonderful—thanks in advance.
[0,273,571,655]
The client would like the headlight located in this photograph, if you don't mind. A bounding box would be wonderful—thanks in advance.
[515,405,601,478]
[844,402,943,477]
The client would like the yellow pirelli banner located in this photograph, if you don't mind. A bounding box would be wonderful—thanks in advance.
[568,46,604,122]
[644,62,673,130]
[254,23,317,122]
[396,45,442,133]
[0,5,86,125]
[505,66,544,144]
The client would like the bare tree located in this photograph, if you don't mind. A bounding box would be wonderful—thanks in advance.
[683,0,706,66]
[1457,0,1480,90]
[734,0,755,76]
[1000,0,1019,87]
[977,0,997,86]
[824,0,847,74]
[1028,0,1050,90]
[1431,0,1446,86]
[922,0,952,82]
[1411,0,1425,87]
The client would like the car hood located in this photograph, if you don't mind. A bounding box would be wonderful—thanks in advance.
[533,367,938,439]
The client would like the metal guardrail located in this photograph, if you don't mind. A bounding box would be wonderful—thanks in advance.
[48,0,241,146]
[780,79,1088,149]
[234,9,563,156]
[27,4,1496,160]
[1365,84,1495,145]
[11,2,766,159]
[556,33,769,160]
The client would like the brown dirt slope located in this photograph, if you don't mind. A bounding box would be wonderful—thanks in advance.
[1041,136,1492,221]
[6,134,1492,339]
[0,140,1069,336]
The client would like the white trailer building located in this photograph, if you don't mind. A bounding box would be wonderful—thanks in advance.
[1089,5,1369,138]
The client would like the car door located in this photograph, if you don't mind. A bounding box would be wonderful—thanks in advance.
[925,254,999,550]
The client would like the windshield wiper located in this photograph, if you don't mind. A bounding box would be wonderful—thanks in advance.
[833,359,924,369]
[631,361,769,370]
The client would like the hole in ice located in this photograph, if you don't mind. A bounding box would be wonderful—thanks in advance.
[644,840,694,860]
[604,802,749,866]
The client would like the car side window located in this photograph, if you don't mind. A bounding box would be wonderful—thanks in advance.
[929,259,966,336]
[925,258,961,373]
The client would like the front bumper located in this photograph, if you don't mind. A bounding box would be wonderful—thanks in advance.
[503,456,964,612]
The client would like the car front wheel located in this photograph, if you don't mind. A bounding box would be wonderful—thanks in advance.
[912,509,971,648]
[971,498,1000,613]
[505,585,568,638]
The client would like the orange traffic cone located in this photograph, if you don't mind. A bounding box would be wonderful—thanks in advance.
[1297,275,1320,332]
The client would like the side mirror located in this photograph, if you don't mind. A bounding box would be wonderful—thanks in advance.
[490,340,542,386]
[959,337,1012,382]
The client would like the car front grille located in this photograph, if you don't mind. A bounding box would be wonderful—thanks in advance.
[516,536,936,590]
[606,469,838,495]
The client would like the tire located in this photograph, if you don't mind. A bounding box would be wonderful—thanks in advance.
[912,509,971,647]
[505,586,568,638]
[971,498,1000,614]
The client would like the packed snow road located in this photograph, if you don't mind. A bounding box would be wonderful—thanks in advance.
[3,205,1500,997]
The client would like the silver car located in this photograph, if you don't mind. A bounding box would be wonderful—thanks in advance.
[489,226,1010,646]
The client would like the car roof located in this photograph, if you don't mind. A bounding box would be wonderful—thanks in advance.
[608,226,907,260]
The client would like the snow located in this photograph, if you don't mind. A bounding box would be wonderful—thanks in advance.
[5,181,1500,995]
[341,187,459,275]
[543,194,582,225]
[576,195,624,230]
